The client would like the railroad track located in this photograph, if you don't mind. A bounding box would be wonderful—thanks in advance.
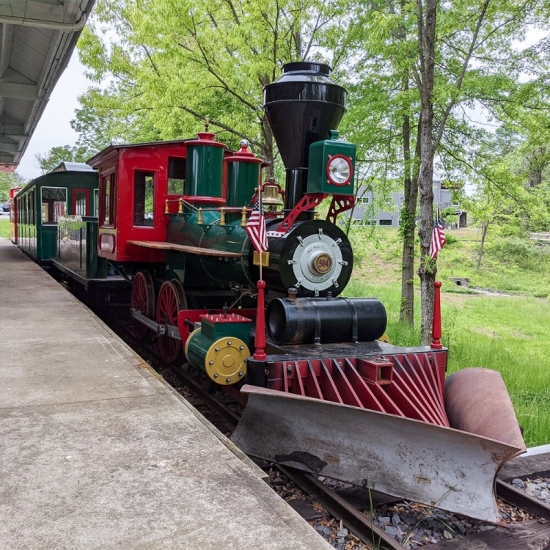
[271,464,550,549]
[98,305,550,550]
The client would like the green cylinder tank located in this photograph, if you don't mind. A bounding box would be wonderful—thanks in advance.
[185,132,225,199]
[225,140,263,208]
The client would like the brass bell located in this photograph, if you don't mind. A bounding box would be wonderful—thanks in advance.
[262,183,283,208]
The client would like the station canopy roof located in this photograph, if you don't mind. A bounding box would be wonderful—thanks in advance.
[0,0,96,172]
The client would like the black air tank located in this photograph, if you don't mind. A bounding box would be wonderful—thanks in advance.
[267,297,387,345]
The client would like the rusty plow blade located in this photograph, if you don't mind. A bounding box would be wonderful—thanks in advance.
[232,369,525,523]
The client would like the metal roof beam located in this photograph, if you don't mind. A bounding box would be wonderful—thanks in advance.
[0,142,20,154]
[0,23,15,119]
[0,1,64,22]
[0,124,25,135]
[0,23,14,77]
[0,82,38,100]
[0,1,87,31]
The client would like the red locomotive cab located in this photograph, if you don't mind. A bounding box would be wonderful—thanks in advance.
[88,140,198,263]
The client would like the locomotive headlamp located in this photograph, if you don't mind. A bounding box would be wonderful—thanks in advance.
[326,155,352,186]
[307,131,356,195]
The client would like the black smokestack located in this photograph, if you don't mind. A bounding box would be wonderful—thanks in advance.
[263,62,347,213]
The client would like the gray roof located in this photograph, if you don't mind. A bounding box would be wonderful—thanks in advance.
[0,1,96,173]
[51,161,95,173]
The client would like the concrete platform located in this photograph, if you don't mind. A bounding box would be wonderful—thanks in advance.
[0,239,331,549]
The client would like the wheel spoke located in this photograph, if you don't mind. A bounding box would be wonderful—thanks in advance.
[157,280,185,363]
[131,271,155,339]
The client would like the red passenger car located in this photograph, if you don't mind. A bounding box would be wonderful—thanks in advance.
[9,186,21,244]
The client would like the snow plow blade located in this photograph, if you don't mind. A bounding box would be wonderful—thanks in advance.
[233,371,525,523]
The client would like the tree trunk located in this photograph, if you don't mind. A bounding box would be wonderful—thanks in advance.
[399,107,420,325]
[259,115,275,178]
[416,0,437,345]
[476,222,489,269]
[417,110,436,344]
[527,147,546,188]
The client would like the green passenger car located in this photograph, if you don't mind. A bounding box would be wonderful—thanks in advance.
[16,164,99,263]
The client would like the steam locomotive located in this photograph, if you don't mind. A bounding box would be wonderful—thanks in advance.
[11,62,525,523]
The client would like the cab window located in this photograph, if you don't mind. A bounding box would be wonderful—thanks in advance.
[134,171,155,227]
[168,158,186,195]
[41,187,67,224]
[101,174,115,226]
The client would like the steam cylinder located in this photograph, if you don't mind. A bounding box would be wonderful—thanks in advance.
[267,297,387,345]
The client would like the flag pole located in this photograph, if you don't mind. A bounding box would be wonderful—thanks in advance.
[251,188,267,360]
[253,279,267,360]
[431,281,443,349]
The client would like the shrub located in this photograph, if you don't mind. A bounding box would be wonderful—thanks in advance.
[444,233,458,246]
[489,237,539,268]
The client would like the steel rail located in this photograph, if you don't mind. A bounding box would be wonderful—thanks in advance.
[277,465,406,550]
[496,479,550,522]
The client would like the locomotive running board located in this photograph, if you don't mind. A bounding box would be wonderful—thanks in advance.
[232,384,524,523]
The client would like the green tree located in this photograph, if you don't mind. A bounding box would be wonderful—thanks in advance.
[75,0,341,171]
[338,0,549,341]
[35,145,91,174]
[463,122,550,257]
[0,172,26,202]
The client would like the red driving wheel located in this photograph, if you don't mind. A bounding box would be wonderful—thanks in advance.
[156,279,187,363]
[130,271,155,339]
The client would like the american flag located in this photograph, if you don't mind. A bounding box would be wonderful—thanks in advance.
[429,218,446,259]
[246,194,268,253]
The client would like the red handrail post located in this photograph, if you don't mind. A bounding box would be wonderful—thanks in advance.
[253,280,267,360]
[431,281,443,349]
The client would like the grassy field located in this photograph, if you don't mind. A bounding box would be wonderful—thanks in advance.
[0,217,9,239]
[2,215,549,446]
[345,225,550,447]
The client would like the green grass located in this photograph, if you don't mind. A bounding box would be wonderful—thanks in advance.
[344,225,550,447]
[0,218,9,239]
[442,295,550,447]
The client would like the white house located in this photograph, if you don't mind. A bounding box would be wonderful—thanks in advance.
[350,180,466,228]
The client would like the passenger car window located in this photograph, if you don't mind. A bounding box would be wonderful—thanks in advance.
[41,187,67,224]
[74,190,88,216]
[103,176,111,224]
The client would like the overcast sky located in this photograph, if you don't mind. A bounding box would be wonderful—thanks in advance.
[17,51,89,180]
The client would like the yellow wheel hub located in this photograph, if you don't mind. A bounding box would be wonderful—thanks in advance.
[204,337,249,385]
